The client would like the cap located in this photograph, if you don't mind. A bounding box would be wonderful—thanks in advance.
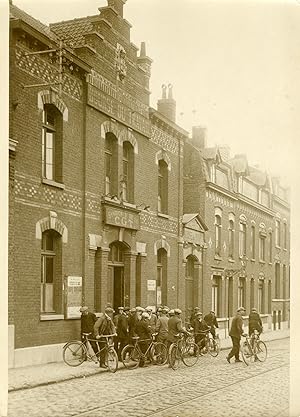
[237,306,245,312]
[174,308,182,314]
[251,307,257,312]
[79,306,88,313]
[130,307,136,313]
[210,310,215,314]
[161,308,168,314]
[168,309,175,315]
[142,312,150,319]
[124,307,130,312]
[145,306,152,312]
[105,307,114,314]
[194,307,200,311]
[136,306,144,312]
[118,306,124,310]
[195,311,203,316]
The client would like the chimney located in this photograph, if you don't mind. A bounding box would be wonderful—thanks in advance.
[190,126,207,149]
[157,84,176,123]
[107,0,126,17]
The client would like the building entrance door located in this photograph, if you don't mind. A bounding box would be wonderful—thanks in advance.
[113,266,124,311]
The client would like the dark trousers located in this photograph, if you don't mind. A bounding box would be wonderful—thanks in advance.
[118,337,128,359]
[82,334,98,356]
[228,336,240,360]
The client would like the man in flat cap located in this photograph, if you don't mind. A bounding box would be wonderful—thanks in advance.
[226,306,245,363]
[248,307,263,336]
[94,307,116,368]
[79,306,98,356]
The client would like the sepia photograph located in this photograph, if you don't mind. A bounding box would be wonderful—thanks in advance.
[1,0,300,416]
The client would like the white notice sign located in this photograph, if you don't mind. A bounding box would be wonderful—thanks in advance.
[147,280,156,291]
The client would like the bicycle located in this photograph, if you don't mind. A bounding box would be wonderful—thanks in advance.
[195,329,220,357]
[121,333,168,369]
[63,332,118,373]
[240,330,267,366]
[168,332,199,370]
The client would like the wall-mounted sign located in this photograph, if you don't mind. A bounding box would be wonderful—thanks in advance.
[65,276,82,319]
[147,280,156,291]
[104,206,140,230]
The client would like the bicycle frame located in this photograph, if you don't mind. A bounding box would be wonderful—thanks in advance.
[84,333,116,361]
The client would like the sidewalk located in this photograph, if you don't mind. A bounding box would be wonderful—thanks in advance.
[8,328,290,392]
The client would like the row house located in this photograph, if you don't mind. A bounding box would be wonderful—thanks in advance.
[184,127,290,336]
[8,0,197,367]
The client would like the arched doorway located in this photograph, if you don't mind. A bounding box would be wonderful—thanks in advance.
[108,241,128,310]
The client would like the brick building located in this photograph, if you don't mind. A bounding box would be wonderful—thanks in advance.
[184,127,290,337]
[8,0,192,367]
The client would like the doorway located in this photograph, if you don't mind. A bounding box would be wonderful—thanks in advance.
[113,266,124,311]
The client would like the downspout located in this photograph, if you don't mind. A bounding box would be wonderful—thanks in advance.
[177,135,183,308]
[81,76,88,304]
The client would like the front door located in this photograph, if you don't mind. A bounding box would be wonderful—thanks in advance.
[113,266,124,311]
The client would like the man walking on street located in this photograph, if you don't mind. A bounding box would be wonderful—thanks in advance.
[226,306,245,363]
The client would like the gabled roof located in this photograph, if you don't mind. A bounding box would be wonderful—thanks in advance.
[50,16,98,49]
[182,213,208,231]
[10,4,58,42]
[228,154,249,175]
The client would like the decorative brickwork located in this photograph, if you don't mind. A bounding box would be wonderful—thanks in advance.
[16,46,83,101]
[140,211,178,236]
[150,125,179,154]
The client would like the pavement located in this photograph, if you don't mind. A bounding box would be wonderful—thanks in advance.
[8,328,290,392]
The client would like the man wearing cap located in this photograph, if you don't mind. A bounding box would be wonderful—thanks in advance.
[155,307,169,345]
[194,311,210,352]
[94,307,116,368]
[116,307,130,360]
[146,306,157,333]
[226,307,245,363]
[248,307,263,336]
[204,310,219,339]
[135,312,152,366]
[113,307,124,354]
[80,306,98,356]
[190,307,200,330]
[167,308,190,346]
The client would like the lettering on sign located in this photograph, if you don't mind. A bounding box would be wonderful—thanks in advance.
[147,280,156,291]
[65,276,82,319]
[105,206,140,230]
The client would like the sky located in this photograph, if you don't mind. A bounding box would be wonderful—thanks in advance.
[8,0,300,185]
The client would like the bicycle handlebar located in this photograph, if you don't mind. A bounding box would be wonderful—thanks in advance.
[97,334,117,339]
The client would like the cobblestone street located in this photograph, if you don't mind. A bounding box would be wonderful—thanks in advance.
[8,338,289,417]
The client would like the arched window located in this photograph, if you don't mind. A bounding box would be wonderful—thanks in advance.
[228,219,234,259]
[215,215,222,256]
[275,263,280,298]
[258,279,264,313]
[250,225,255,259]
[157,248,167,305]
[158,160,168,214]
[238,277,246,308]
[239,222,246,257]
[105,133,118,196]
[108,241,125,263]
[42,104,63,182]
[268,231,273,263]
[41,229,62,313]
[122,141,134,202]
[275,219,281,247]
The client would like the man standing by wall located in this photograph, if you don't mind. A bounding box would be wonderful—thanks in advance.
[226,307,245,363]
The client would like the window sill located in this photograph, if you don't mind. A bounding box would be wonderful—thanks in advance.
[40,314,64,321]
[214,255,222,261]
[259,260,266,264]
[250,258,255,262]
[42,178,65,190]
[228,258,235,263]
[157,212,169,219]
[268,262,273,265]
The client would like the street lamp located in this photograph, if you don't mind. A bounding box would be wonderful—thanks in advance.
[224,255,248,337]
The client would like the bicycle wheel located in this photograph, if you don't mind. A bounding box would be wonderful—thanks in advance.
[255,341,267,362]
[182,342,199,367]
[121,345,140,369]
[168,344,180,370]
[151,342,168,366]
[63,342,86,367]
[240,341,253,366]
[106,348,118,373]
[208,338,219,357]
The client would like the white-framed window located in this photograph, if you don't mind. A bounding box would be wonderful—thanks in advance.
[250,225,255,259]
[239,222,246,257]
[258,279,264,313]
[238,277,245,308]
[212,275,221,316]
[283,222,287,249]
[228,220,234,259]
[275,219,281,247]
[259,234,266,261]
[215,215,222,256]
[275,263,280,298]
[105,133,118,196]
[268,231,272,263]
[157,248,167,306]
[122,141,134,202]
[158,160,168,214]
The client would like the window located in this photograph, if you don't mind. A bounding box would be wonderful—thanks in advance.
[275,263,280,298]
[215,215,222,256]
[258,280,264,313]
[282,265,287,300]
[158,160,168,214]
[42,104,63,182]
[238,277,245,308]
[259,235,266,261]
[275,219,281,247]
[250,278,254,310]
[268,232,272,263]
[228,220,234,259]
[41,230,61,313]
[268,280,272,313]
[239,222,246,257]
[250,225,255,259]
[157,248,167,305]
[105,133,118,196]
[212,276,221,316]
[108,242,125,263]
[283,223,287,249]
[122,141,134,202]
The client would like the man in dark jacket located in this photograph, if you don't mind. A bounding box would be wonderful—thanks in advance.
[204,310,219,339]
[167,308,190,346]
[226,306,245,363]
[80,306,98,355]
[135,312,152,367]
[116,307,129,360]
[194,311,210,351]
[94,307,116,368]
[248,307,263,336]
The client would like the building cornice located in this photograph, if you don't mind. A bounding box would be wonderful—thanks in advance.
[206,182,238,201]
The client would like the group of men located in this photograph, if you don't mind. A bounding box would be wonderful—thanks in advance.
[226,306,263,363]
[79,304,220,366]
